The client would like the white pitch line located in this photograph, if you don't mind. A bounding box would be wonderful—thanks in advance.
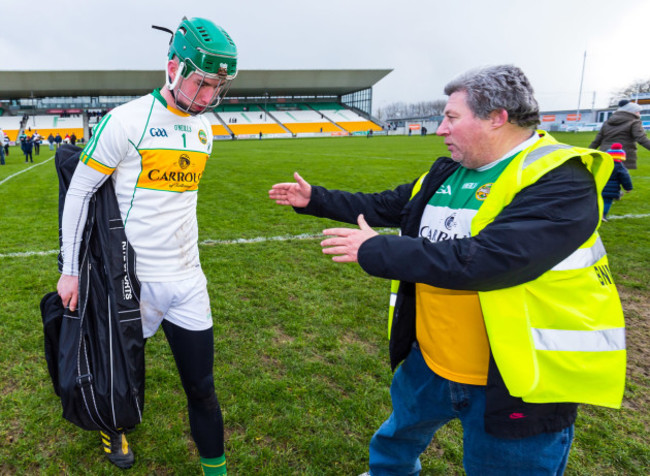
[200,228,398,246]
[3,213,648,261]
[0,249,59,258]
[608,213,650,220]
[200,232,323,245]
[0,155,56,187]
[0,229,399,259]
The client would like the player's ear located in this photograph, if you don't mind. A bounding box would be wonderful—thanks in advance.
[167,57,180,85]
[167,58,179,85]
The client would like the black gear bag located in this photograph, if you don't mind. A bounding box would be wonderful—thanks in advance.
[40,144,145,434]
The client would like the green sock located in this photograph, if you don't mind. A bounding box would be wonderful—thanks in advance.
[201,455,227,476]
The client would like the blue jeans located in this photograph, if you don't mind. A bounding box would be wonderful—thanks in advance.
[368,344,574,475]
[603,197,613,217]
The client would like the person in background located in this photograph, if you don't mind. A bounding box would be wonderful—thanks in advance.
[0,128,5,165]
[21,134,33,163]
[32,130,41,155]
[56,16,237,474]
[601,143,633,222]
[48,133,55,151]
[270,64,626,476]
[54,132,62,148]
[590,99,650,169]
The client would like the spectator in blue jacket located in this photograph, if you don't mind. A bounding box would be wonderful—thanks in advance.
[602,143,633,221]
[21,134,34,163]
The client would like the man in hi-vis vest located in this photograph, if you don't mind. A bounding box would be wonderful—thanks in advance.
[269,65,625,476]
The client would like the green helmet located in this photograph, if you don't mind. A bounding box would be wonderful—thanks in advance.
[169,17,237,80]
[165,17,237,114]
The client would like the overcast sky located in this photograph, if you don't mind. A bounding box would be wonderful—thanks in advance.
[2,0,649,114]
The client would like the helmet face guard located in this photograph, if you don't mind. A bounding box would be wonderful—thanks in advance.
[165,17,237,114]
[171,66,233,114]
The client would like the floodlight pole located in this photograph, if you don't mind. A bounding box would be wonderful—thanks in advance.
[576,50,586,132]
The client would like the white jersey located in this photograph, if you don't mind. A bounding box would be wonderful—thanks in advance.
[80,89,213,281]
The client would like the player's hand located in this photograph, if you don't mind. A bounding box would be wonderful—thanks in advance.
[321,214,378,263]
[269,172,312,207]
[57,274,79,312]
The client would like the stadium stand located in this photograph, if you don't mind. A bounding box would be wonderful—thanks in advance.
[317,107,382,133]
[211,105,290,138]
[0,69,391,140]
[208,101,384,138]
[25,115,84,141]
[0,116,22,141]
[264,104,344,135]
[310,102,345,111]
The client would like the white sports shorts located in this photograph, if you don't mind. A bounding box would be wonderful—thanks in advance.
[139,272,212,338]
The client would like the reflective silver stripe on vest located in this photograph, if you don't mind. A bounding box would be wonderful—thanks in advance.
[532,327,625,352]
[522,144,572,170]
[551,236,606,271]
[390,293,397,307]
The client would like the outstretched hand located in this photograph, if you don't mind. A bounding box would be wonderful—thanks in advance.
[269,172,312,208]
[321,214,378,263]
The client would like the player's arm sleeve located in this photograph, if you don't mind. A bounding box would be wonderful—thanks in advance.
[79,113,128,174]
[60,163,111,276]
[61,114,128,275]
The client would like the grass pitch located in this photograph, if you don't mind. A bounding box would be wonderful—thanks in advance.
[0,134,648,475]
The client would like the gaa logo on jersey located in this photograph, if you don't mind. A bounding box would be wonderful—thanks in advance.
[198,129,208,145]
[150,127,168,137]
[178,154,191,169]
[475,183,493,201]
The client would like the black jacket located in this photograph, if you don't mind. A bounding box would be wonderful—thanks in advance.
[298,155,600,438]
[41,144,145,434]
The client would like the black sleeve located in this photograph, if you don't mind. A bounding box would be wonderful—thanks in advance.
[294,180,416,228]
[358,158,599,291]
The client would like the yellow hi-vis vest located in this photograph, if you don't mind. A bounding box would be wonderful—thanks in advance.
[388,131,626,408]
[387,172,427,338]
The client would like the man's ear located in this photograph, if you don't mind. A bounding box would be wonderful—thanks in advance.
[489,109,509,129]
[167,59,179,85]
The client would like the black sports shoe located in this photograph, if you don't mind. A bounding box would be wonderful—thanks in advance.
[100,430,134,469]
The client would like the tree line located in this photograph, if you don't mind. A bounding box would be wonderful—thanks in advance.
[376,79,650,120]
[376,100,446,120]
[611,79,650,106]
